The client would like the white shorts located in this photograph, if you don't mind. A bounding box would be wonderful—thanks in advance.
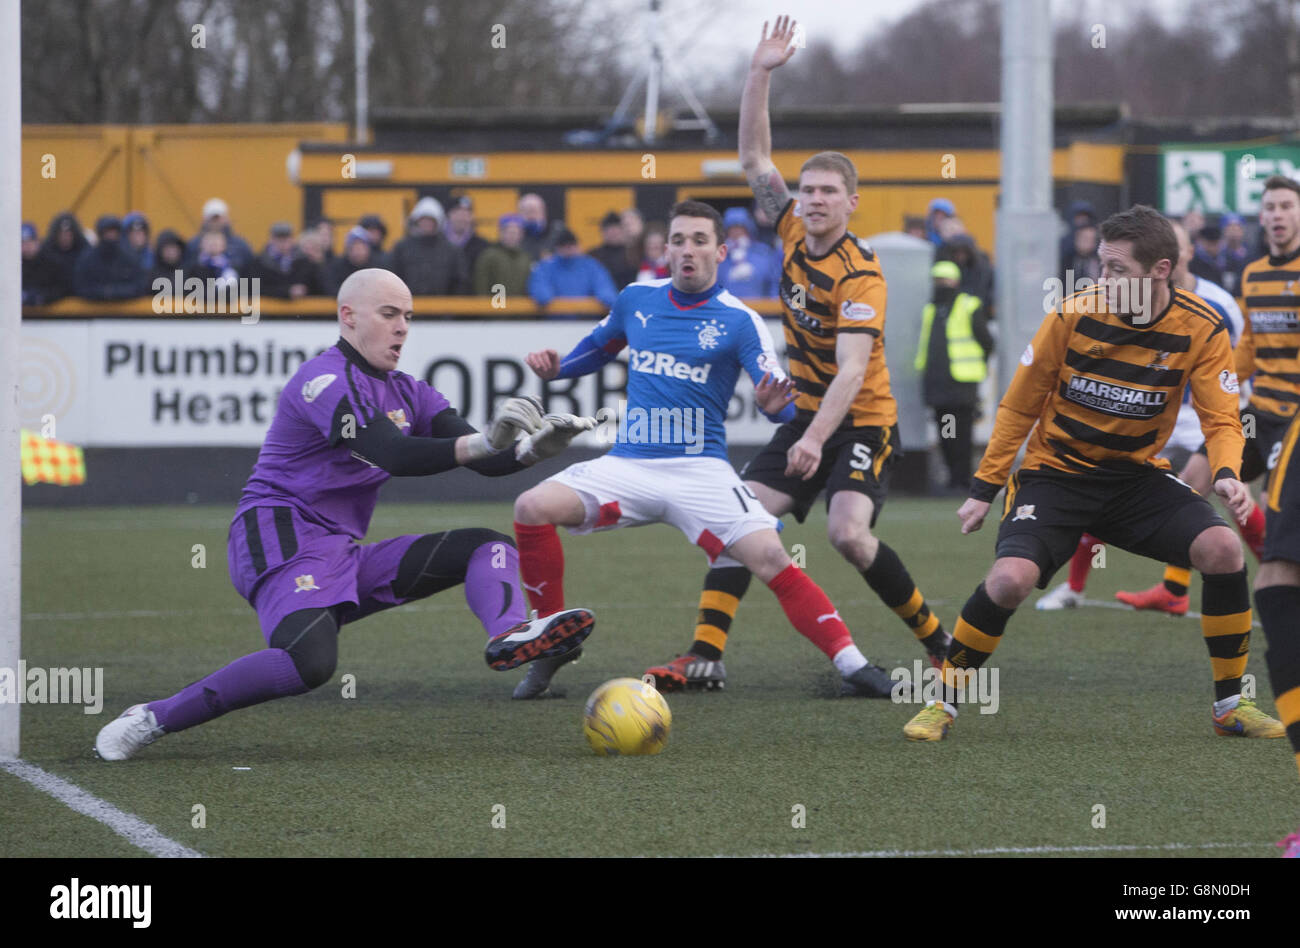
[1163,401,1204,457]
[547,454,779,562]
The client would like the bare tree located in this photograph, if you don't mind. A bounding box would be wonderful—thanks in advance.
[22,0,633,123]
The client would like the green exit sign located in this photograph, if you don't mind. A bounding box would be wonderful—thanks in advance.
[451,156,487,179]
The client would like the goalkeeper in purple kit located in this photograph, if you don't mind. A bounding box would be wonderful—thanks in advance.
[96,268,596,760]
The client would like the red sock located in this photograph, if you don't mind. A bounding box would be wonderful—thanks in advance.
[1238,503,1266,560]
[1068,533,1096,593]
[767,564,852,659]
[513,522,566,616]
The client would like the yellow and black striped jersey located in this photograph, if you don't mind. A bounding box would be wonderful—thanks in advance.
[1236,247,1300,420]
[775,198,896,428]
[970,284,1243,502]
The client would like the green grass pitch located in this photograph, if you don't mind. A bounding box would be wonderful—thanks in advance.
[5,499,1296,857]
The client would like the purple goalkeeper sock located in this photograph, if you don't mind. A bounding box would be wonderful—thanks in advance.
[147,648,308,733]
[465,540,529,639]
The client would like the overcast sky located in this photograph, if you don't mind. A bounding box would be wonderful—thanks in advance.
[637,0,1195,86]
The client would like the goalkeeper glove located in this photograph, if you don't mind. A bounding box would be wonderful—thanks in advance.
[464,395,546,460]
[515,413,598,465]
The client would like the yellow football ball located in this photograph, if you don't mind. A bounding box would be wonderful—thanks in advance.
[583,678,672,756]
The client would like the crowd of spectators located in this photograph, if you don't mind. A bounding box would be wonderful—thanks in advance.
[1055,200,1260,297]
[22,191,795,313]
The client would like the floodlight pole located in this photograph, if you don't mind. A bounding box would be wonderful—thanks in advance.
[355,0,370,144]
[996,0,1058,396]
[0,0,21,759]
[644,0,662,144]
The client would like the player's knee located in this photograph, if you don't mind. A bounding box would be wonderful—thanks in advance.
[743,536,792,582]
[827,524,876,568]
[394,528,512,599]
[985,560,1037,608]
[457,527,513,554]
[1190,526,1244,575]
[269,608,339,690]
[513,488,548,525]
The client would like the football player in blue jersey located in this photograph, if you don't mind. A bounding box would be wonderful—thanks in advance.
[510,200,904,701]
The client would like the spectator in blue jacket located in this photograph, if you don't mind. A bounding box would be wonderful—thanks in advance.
[527,227,618,317]
[925,197,956,246]
[716,206,780,298]
[74,214,149,301]
[122,212,153,270]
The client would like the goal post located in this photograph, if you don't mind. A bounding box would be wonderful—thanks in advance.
[0,0,22,759]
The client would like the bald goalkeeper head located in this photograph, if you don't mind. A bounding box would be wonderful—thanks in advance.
[337,267,415,372]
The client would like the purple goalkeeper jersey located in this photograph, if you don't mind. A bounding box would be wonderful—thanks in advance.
[234,339,449,540]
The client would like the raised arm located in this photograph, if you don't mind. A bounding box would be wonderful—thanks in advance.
[740,15,798,223]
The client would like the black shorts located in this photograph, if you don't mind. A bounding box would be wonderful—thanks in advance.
[1200,407,1292,483]
[741,422,899,526]
[1264,413,1300,564]
[996,467,1229,588]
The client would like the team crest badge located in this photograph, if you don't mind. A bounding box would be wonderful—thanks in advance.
[302,373,336,403]
[695,318,726,350]
[386,408,410,428]
[840,300,876,322]
[1088,344,1103,358]
[293,574,321,592]
[1012,505,1037,522]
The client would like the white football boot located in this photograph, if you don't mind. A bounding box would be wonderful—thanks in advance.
[1034,582,1082,611]
[94,703,166,761]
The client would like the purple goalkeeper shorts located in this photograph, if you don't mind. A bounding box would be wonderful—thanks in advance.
[227,505,423,641]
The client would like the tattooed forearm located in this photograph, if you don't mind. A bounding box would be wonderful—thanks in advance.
[748,166,791,224]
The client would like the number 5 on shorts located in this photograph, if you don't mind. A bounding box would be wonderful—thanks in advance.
[850,443,872,471]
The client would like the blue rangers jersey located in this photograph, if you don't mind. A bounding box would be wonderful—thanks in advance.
[574,278,785,460]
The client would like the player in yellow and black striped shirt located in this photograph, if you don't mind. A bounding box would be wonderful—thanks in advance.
[903,204,1286,742]
[1234,175,1300,483]
[1243,175,1300,855]
[645,15,947,697]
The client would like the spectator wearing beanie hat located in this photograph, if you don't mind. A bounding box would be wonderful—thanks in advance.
[324,225,379,296]
[389,197,469,295]
[474,213,534,298]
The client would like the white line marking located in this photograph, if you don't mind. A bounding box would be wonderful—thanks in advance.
[0,758,203,858]
[728,841,1269,858]
[1076,598,1261,628]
